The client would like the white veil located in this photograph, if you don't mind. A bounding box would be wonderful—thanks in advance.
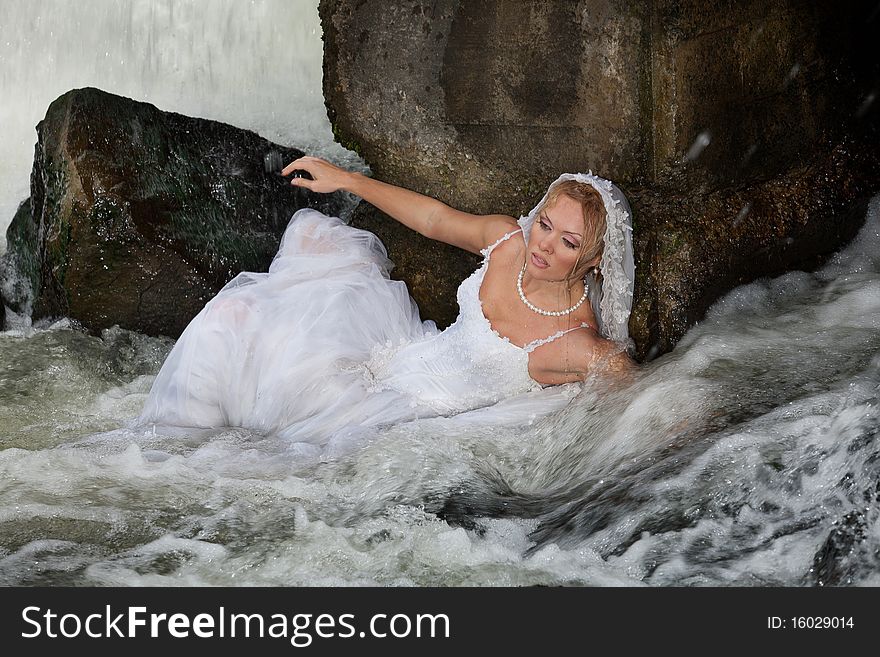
[517,173,635,344]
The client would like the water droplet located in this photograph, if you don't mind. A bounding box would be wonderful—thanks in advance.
[856,90,876,118]
[685,131,712,161]
[783,62,801,88]
[732,202,752,228]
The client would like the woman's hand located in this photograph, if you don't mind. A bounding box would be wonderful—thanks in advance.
[281,156,354,194]
[282,155,515,255]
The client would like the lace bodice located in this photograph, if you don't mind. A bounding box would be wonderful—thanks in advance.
[363,229,591,414]
[362,276,532,412]
[140,211,595,449]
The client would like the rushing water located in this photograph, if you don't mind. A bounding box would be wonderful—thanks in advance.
[2,1,879,586]
[1,197,878,586]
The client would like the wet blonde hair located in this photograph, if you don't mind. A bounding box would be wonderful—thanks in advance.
[536,180,607,286]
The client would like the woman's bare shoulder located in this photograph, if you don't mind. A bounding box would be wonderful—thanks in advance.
[479,216,526,266]
[482,215,521,246]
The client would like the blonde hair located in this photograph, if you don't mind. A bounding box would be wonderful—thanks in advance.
[537,180,607,285]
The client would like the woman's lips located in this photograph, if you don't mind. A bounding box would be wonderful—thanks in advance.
[531,253,549,269]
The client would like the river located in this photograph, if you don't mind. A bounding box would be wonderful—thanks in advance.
[1,0,878,586]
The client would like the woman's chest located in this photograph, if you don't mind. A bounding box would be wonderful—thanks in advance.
[479,258,587,350]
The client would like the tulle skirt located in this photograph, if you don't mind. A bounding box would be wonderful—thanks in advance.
[137,209,578,454]
[137,209,438,445]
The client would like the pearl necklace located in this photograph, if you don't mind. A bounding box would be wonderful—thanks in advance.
[516,261,588,317]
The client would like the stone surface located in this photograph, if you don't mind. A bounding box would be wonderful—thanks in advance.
[629,132,880,358]
[0,198,36,323]
[321,0,651,215]
[7,87,344,337]
[648,0,873,192]
[321,0,880,358]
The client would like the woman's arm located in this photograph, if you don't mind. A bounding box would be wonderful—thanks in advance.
[529,330,636,386]
[281,156,516,254]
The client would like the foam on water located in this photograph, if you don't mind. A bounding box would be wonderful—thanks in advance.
[0,200,878,585]
[1,0,879,585]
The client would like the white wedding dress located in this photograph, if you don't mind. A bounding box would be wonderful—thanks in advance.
[137,174,634,454]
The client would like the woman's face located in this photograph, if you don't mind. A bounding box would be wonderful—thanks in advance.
[526,194,593,282]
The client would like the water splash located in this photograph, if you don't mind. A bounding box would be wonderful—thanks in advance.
[0,0,358,255]
[856,90,876,119]
[685,131,712,161]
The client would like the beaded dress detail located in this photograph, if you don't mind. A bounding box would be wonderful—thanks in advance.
[363,228,543,415]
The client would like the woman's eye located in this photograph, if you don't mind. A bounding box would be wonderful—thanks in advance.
[538,220,550,231]
[563,239,579,250]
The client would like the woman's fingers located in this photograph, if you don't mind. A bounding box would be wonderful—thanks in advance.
[280,156,312,177]
[282,157,318,190]
[281,156,348,193]
[290,177,315,190]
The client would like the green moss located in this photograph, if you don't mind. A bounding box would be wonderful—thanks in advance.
[657,229,687,257]
[40,162,73,295]
[331,121,363,156]
[166,206,274,276]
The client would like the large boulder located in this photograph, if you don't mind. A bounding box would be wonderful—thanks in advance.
[321,0,880,358]
[4,87,344,337]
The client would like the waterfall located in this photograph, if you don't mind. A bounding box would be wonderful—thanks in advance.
[0,0,335,254]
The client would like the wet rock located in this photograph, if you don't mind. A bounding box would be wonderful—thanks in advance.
[321,0,650,215]
[6,87,343,337]
[629,134,880,358]
[810,510,868,586]
[0,198,37,328]
[321,0,880,357]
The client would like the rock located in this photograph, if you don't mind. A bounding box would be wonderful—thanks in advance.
[629,133,880,358]
[10,87,343,337]
[0,198,37,328]
[320,0,880,358]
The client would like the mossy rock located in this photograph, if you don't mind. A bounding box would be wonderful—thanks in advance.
[14,87,346,337]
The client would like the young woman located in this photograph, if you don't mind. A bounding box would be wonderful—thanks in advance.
[137,156,636,449]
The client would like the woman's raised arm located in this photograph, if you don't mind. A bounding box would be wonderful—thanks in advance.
[281,156,516,254]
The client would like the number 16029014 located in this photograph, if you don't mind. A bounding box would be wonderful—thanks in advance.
[767,616,854,629]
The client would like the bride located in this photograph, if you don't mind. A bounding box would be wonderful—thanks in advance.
[137,156,636,450]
